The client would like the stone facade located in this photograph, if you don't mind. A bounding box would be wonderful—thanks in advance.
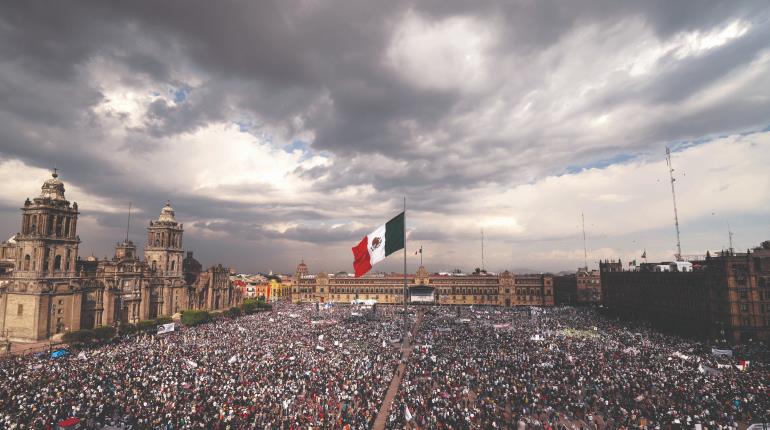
[291,262,554,307]
[553,274,577,305]
[600,242,770,344]
[0,172,241,342]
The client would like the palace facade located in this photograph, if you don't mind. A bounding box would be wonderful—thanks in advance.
[0,172,241,342]
[291,263,555,307]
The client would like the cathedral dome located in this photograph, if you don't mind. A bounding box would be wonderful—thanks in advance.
[40,171,66,200]
[296,259,308,276]
[158,201,176,222]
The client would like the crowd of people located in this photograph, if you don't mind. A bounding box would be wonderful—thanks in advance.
[386,306,769,430]
[0,303,403,429]
[1,303,768,430]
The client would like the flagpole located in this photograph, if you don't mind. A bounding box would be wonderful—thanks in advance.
[403,196,407,314]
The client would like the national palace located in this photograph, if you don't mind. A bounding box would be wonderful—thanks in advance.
[291,261,555,307]
[0,172,240,342]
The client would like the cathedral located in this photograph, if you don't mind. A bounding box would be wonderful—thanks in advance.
[0,171,241,342]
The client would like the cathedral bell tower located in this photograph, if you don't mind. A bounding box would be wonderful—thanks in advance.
[15,170,80,277]
[1,170,83,342]
[145,202,184,277]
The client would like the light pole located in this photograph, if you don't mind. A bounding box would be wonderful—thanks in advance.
[49,300,56,353]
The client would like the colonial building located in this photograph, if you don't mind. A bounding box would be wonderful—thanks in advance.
[291,262,554,307]
[0,172,241,342]
[553,274,577,305]
[576,267,601,303]
[553,267,601,305]
[600,242,770,344]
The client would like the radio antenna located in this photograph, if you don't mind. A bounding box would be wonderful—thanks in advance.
[666,147,683,261]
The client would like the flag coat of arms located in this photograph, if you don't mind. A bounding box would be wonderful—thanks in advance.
[352,212,404,277]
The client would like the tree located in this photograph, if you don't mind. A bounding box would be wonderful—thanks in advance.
[92,326,116,341]
[181,309,211,326]
[136,320,157,332]
[241,298,259,314]
[155,316,173,324]
[62,329,95,344]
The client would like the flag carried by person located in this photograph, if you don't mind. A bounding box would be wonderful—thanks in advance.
[352,212,405,277]
[404,405,413,421]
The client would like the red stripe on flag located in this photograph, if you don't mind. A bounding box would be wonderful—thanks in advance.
[352,236,372,277]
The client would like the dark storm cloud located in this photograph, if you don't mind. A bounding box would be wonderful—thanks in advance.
[0,1,768,271]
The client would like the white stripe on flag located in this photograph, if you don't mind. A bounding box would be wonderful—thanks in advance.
[367,223,387,266]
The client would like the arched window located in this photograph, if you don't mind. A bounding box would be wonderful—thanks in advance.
[152,260,157,271]
[23,255,31,271]
[170,260,175,271]
[55,217,63,236]
[54,255,62,271]
[155,237,160,246]
[30,215,37,234]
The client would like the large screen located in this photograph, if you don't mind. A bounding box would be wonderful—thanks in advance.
[410,293,434,302]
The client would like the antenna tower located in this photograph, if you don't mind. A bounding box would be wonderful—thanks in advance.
[481,228,485,272]
[581,212,588,270]
[727,221,734,254]
[665,147,683,261]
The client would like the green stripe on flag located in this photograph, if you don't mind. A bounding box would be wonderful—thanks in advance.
[384,211,405,256]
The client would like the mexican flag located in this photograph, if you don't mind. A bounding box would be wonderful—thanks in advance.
[352,212,404,277]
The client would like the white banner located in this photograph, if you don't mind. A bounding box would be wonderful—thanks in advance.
[157,323,175,335]
[711,348,733,358]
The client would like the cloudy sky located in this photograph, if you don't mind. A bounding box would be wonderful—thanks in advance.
[0,1,769,274]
